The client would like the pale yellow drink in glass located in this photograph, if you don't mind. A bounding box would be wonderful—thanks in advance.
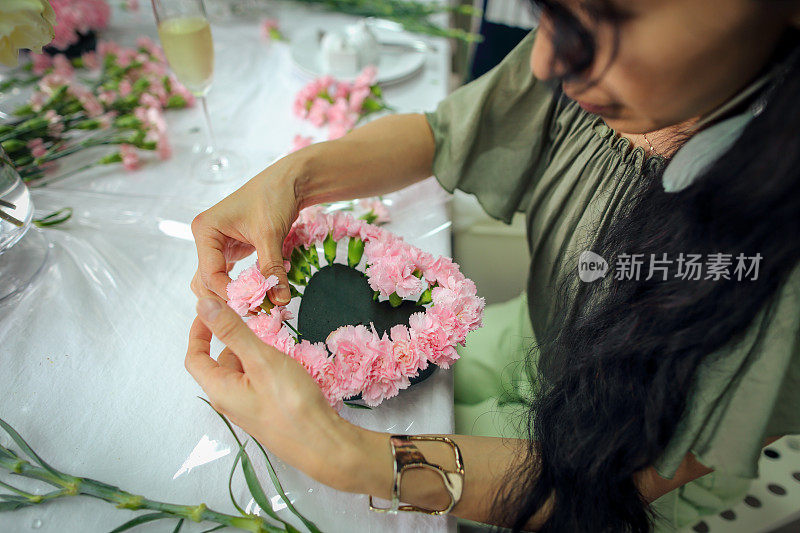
[157,16,214,95]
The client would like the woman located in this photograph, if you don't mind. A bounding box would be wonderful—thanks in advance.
[186,0,800,530]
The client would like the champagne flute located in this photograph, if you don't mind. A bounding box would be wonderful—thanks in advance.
[151,0,242,183]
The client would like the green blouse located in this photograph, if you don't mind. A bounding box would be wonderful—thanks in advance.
[425,30,800,482]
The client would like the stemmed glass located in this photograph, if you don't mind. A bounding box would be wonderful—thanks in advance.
[151,0,241,182]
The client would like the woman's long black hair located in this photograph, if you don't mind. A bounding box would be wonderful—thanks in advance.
[493,2,800,531]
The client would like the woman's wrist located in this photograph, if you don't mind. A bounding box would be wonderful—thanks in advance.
[282,141,339,211]
[313,420,393,496]
[315,423,458,511]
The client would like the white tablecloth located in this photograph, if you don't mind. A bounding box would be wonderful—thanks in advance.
[0,4,456,532]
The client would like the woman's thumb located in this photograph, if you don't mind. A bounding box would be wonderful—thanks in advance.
[196,298,268,369]
[255,237,291,305]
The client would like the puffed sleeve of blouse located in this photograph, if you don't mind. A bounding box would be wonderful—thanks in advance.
[424,30,560,224]
[654,263,800,481]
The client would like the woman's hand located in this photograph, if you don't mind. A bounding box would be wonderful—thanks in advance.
[190,160,300,305]
[185,297,376,490]
[190,115,435,305]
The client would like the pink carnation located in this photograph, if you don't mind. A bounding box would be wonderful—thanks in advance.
[327,98,351,125]
[348,86,371,113]
[333,82,351,99]
[327,122,347,141]
[248,307,293,341]
[44,110,64,136]
[423,256,465,287]
[50,0,111,50]
[361,334,408,407]
[27,138,47,159]
[389,325,424,375]
[52,55,74,78]
[311,355,342,407]
[358,198,391,224]
[82,51,100,70]
[30,54,52,75]
[365,255,426,299]
[308,98,331,128]
[290,134,313,153]
[156,132,172,160]
[353,66,377,90]
[259,18,280,40]
[292,340,329,375]
[226,265,279,316]
[327,325,379,398]
[119,144,141,171]
[409,312,460,369]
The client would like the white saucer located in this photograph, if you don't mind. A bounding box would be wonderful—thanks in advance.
[290,23,428,85]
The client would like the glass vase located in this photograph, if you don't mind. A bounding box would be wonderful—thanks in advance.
[0,147,49,304]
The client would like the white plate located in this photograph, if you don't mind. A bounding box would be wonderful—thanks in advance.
[290,24,427,85]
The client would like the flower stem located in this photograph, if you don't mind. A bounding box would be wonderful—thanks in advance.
[27,162,97,188]
[0,452,281,532]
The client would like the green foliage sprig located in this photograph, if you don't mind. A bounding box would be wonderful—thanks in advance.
[0,399,324,532]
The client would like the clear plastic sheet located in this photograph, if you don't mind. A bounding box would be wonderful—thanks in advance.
[0,3,455,530]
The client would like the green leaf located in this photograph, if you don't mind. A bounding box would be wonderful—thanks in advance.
[99,152,123,165]
[108,512,171,532]
[199,398,296,531]
[14,104,34,116]
[0,500,30,511]
[228,446,247,516]
[343,402,372,410]
[114,115,142,129]
[0,480,31,498]
[200,525,227,533]
[172,518,185,533]
[359,211,377,224]
[323,233,337,264]
[252,440,323,533]
[0,417,62,477]
[238,446,283,524]
[166,95,187,109]
[347,238,364,268]
[0,495,29,502]
[33,207,73,228]
[198,398,243,447]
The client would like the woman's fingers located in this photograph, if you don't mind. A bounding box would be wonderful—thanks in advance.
[190,270,217,299]
[252,228,292,305]
[192,216,234,299]
[185,316,241,398]
[218,347,244,373]
[196,298,276,371]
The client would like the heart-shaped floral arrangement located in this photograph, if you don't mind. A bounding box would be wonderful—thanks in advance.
[227,207,485,408]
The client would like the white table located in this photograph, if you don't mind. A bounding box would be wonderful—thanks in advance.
[0,4,456,532]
